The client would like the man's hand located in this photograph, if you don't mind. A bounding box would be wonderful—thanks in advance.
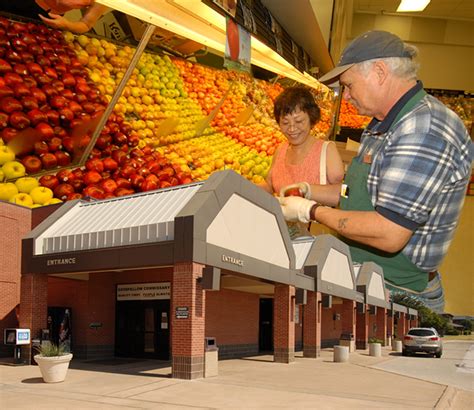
[278,196,316,223]
[279,182,311,199]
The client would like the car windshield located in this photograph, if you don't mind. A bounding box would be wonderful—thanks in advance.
[408,329,436,337]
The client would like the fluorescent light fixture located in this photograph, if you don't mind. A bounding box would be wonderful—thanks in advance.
[397,0,431,12]
[96,0,326,90]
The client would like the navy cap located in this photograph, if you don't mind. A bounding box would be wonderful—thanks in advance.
[319,31,412,85]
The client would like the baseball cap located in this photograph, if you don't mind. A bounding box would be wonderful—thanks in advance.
[319,31,412,85]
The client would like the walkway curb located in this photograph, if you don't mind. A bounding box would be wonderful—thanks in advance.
[435,385,458,409]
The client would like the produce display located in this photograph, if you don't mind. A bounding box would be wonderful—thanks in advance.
[0,15,333,207]
[432,93,472,134]
[338,99,370,129]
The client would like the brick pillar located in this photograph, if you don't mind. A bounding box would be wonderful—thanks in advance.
[397,313,407,339]
[375,308,387,345]
[387,311,394,345]
[273,284,295,363]
[356,305,368,350]
[341,299,356,351]
[171,262,205,379]
[303,291,321,358]
[19,273,48,364]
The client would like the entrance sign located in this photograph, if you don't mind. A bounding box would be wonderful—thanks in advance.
[117,282,170,301]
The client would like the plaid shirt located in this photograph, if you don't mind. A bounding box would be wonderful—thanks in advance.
[358,86,473,272]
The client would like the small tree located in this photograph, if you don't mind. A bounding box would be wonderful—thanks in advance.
[391,292,448,334]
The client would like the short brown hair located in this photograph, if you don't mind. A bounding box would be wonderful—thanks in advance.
[273,87,320,127]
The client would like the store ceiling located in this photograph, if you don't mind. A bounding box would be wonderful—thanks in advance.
[260,0,473,75]
[354,0,474,20]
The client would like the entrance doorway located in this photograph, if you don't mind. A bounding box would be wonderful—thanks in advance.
[259,298,273,352]
[115,300,170,360]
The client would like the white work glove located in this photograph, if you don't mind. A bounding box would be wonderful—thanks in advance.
[278,196,316,223]
[279,181,312,199]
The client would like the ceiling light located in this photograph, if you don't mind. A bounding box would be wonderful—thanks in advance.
[397,0,431,12]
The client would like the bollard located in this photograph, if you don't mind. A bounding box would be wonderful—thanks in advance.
[369,342,382,357]
[333,345,349,362]
[392,340,403,352]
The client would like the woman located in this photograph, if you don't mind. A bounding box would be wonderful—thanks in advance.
[259,86,344,238]
[0,0,107,34]
[261,87,344,206]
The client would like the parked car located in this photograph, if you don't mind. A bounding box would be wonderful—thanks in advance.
[402,327,443,358]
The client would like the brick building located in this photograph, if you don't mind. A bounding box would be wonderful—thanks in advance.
[1,171,418,379]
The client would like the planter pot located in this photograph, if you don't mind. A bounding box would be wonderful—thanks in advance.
[34,353,73,383]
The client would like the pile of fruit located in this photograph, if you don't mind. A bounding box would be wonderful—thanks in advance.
[338,100,370,129]
[0,16,333,208]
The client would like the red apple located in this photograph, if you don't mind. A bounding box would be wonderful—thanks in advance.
[45,109,60,125]
[101,178,117,194]
[35,121,54,138]
[85,157,104,173]
[1,97,22,113]
[130,173,144,188]
[83,170,102,185]
[56,169,73,183]
[26,62,43,75]
[34,141,49,155]
[114,177,132,189]
[4,72,23,87]
[9,111,30,129]
[0,112,8,129]
[22,155,42,174]
[102,157,118,172]
[27,109,47,126]
[40,152,58,169]
[115,187,134,197]
[111,149,127,165]
[0,85,14,99]
[66,192,83,201]
[21,96,39,111]
[54,150,71,166]
[83,184,104,199]
[50,95,67,109]
[54,183,74,200]
[0,58,12,73]
[30,87,47,103]
[61,136,74,152]
[39,174,59,190]
[47,136,62,151]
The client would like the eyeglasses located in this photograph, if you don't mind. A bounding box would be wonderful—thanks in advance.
[279,117,309,131]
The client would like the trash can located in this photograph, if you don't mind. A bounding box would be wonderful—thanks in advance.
[339,332,355,352]
[204,337,218,378]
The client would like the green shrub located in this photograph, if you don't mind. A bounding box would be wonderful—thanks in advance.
[35,342,68,357]
[368,337,384,345]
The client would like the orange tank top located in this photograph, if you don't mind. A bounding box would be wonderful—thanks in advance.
[271,139,324,194]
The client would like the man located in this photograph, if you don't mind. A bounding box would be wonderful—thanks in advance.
[279,31,472,313]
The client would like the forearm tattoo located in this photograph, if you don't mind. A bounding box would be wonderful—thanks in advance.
[338,218,348,231]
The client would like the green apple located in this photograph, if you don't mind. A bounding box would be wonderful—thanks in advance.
[2,161,26,180]
[9,193,34,207]
[15,177,39,194]
[0,182,19,201]
[0,146,15,165]
[30,186,53,205]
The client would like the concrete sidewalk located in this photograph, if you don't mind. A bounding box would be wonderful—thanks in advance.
[0,348,472,409]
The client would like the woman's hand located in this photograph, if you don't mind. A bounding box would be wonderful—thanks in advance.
[39,13,69,30]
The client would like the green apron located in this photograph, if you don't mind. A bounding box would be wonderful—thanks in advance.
[340,89,428,292]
